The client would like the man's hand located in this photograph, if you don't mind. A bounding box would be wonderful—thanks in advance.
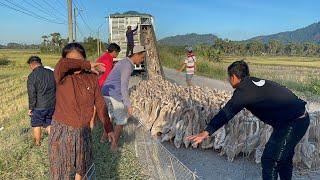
[90,62,106,74]
[28,110,32,116]
[127,107,133,116]
[186,131,210,146]
[107,131,115,144]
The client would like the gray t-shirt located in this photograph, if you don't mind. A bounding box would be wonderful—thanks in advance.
[102,57,134,107]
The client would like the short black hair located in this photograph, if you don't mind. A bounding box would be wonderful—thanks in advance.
[62,43,86,59]
[107,43,121,53]
[27,56,42,65]
[227,60,250,80]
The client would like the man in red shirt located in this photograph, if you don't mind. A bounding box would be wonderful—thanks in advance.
[96,43,121,88]
[90,43,120,136]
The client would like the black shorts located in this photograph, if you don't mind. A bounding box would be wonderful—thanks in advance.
[31,108,54,128]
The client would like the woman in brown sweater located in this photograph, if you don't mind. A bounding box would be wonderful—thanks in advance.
[49,43,114,180]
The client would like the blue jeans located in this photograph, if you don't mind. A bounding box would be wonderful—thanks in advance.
[261,113,310,180]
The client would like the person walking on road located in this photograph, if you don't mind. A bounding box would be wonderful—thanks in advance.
[177,47,197,86]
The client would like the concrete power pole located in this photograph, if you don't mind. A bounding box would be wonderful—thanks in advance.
[97,30,100,56]
[74,8,77,42]
[68,0,73,42]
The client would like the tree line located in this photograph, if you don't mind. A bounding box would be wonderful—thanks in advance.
[1,32,106,57]
[160,38,320,62]
[40,33,106,56]
[203,38,320,58]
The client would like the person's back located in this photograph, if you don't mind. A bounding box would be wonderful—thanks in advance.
[102,45,146,151]
[231,76,306,127]
[28,67,56,109]
[96,43,121,88]
[189,60,310,180]
[102,57,134,106]
[126,25,138,56]
[27,56,56,146]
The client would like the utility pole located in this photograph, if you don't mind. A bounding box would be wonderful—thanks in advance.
[97,30,100,56]
[97,24,104,56]
[74,8,77,42]
[67,0,73,42]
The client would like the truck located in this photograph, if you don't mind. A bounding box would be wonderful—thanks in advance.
[107,11,154,72]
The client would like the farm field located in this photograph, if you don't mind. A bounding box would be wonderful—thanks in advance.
[0,49,145,179]
[160,50,320,102]
[0,49,320,179]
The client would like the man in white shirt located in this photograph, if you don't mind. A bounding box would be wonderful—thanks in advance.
[177,47,197,86]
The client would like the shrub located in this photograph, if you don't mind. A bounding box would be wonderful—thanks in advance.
[0,57,10,66]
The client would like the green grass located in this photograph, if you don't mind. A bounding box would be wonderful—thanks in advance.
[159,50,320,102]
[0,49,145,179]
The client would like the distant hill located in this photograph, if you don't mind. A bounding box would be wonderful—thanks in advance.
[158,33,218,46]
[247,22,320,44]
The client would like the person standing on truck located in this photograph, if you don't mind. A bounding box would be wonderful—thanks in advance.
[177,47,197,86]
[126,24,139,57]
[27,56,56,146]
[102,45,146,151]
[187,60,310,180]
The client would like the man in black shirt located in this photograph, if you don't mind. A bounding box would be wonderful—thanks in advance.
[27,56,56,146]
[188,60,310,180]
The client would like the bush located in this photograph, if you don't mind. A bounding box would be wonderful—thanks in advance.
[310,78,320,95]
[0,57,10,66]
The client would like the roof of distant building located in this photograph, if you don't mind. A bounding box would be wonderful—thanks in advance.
[109,11,152,18]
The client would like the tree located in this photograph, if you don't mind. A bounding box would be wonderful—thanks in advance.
[41,35,48,46]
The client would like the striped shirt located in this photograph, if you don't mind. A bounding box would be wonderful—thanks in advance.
[184,54,196,74]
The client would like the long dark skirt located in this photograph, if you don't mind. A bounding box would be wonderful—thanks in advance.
[49,120,93,180]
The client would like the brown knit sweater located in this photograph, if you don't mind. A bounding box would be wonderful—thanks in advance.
[53,58,113,133]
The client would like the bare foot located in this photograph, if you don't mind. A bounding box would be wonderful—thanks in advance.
[111,142,118,152]
[100,132,108,143]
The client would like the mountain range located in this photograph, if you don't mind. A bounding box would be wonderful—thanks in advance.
[158,22,320,46]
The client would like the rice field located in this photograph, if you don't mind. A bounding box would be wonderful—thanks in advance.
[160,51,320,102]
[0,49,145,179]
[1,48,320,179]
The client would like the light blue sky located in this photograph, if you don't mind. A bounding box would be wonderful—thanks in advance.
[0,0,319,44]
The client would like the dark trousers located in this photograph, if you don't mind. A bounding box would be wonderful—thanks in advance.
[126,43,134,57]
[261,113,310,180]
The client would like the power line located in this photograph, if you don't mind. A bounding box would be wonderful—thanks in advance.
[0,1,65,24]
[76,23,85,41]
[42,0,67,19]
[20,0,67,23]
[74,0,84,10]
[73,0,95,35]
[77,7,94,33]
[54,0,67,11]
[28,0,66,22]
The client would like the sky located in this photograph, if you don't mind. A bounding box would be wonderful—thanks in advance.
[0,0,319,44]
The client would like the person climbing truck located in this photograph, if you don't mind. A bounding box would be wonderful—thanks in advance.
[187,60,310,180]
[126,24,139,57]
